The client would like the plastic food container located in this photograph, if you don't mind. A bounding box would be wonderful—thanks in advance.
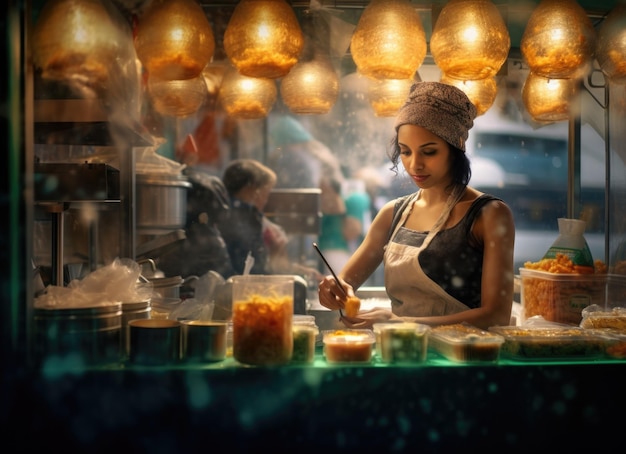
[291,325,319,363]
[231,275,294,366]
[587,330,626,359]
[519,268,607,325]
[580,307,626,330]
[292,315,319,363]
[374,322,430,364]
[489,325,607,361]
[429,323,504,363]
[373,322,397,359]
[322,329,375,364]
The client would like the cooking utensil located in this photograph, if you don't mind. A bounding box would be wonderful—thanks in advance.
[312,242,345,317]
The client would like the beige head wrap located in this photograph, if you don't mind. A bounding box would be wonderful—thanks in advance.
[394,81,477,151]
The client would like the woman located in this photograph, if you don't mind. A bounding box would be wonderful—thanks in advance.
[220,158,324,281]
[318,82,515,330]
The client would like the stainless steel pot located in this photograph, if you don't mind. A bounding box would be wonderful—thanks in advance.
[146,275,185,299]
[141,274,199,300]
[136,174,191,233]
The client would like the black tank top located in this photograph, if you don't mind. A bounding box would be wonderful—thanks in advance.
[391,194,501,309]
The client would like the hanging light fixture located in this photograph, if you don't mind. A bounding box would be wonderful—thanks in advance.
[280,50,339,115]
[350,0,427,80]
[135,0,215,81]
[521,0,596,79]
[223,0,304,79]
[367,77,416,117]
[521,72,577,122]
[32,0,127,89]
[218,67,277,119]
[596,4,626,84]
[430,0,510,81]
[440,74,498,116]
[148,74,207,117]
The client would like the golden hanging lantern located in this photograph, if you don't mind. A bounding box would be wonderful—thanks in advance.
[280,51,339,115]
[350,0,427,80]
[440,74,497,116]
[148,75,207,117]
[367,77,416,117]
[521,0,596,79]
[223,0,304,79]
[32,0,127,88]
[135,0,215,81]
[596,4,626,84]
[218,67,277,119]
[430,0,510,80]
[522,72,577,122]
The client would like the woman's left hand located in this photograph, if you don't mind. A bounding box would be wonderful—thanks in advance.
[340,307,395,329]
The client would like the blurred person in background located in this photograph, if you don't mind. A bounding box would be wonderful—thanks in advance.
[318,82,515,330]
[268,114,346,271]
[220,158,324,282]
[268,115,344,189]
[317,175,371,273]
[157,169,236,289]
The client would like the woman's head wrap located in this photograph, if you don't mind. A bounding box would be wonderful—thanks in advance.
[394,81,477,151]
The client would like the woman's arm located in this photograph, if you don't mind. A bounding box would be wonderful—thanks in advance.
[318,200,395,311]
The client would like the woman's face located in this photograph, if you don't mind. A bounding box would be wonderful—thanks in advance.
[397,124,452,190]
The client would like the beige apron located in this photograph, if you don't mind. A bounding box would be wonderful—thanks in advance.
[383,186,471,317]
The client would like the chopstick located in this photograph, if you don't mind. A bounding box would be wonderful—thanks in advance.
[313,242,346,317]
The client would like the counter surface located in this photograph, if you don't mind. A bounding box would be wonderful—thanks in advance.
[3,350,624,453]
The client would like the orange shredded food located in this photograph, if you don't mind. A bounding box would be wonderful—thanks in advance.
[522,254,608,324]
[232,294,293,365]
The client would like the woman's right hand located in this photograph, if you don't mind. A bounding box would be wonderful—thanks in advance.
[317,275,354,311]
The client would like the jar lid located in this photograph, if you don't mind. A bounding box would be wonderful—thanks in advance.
[293,314,317,326]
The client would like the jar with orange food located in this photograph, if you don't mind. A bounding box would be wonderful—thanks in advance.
[231,275,294,366]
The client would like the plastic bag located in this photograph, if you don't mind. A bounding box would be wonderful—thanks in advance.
[35,257,151,308]
[542,218,594,270]
[168,270,225,321]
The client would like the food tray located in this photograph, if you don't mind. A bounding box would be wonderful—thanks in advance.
[489,326,607,361]
[519,268,606,325]
[429,323,504,362]
[373,322,430,364]
[584,329,626,359]
[580,307,626,331]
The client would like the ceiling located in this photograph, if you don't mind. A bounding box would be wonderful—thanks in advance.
[108,0,624,54]
[196,0,625,49]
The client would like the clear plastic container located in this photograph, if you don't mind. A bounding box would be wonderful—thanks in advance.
[292,325,319,364]
[322,329,375,364]
[489,325,607,361]
[231,275,294,366]
[520,268,606,325]
[375,322,431,364]
[292,314,319,363]
[429,323,504,363]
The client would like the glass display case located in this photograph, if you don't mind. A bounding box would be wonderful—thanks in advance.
[3,1,626,451]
